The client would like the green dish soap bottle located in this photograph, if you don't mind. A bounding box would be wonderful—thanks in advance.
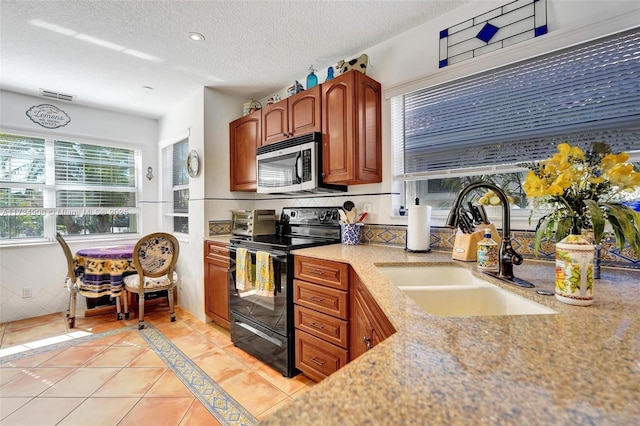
[477,228,498,271]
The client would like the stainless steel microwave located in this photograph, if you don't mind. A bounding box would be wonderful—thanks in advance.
[256,132,346,194]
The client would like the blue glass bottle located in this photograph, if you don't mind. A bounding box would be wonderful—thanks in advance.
[326,66,335,82]
[306,66,318,89]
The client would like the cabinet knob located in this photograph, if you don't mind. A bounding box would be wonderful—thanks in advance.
[363,335,373,350]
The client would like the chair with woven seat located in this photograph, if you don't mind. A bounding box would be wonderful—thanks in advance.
[123,232,180,329]
[56,232,124,328]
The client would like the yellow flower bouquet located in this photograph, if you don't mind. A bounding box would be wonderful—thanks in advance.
[523,142,640,257]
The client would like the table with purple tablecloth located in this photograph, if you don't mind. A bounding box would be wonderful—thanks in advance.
[73,244,136,298]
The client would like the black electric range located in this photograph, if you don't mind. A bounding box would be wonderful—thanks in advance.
[228,206,342,377]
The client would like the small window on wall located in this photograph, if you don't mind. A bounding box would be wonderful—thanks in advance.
[164,138,189,234]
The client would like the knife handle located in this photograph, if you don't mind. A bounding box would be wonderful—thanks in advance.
[477,205,490,224]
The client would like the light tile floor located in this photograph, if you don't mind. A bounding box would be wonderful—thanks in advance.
[0,304,315,425]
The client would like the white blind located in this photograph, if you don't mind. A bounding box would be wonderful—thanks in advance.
[0,134,45,208]
[393,27,640,177]
[54,140,136,208]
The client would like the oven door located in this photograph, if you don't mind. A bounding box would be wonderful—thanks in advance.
[228,245,289,336]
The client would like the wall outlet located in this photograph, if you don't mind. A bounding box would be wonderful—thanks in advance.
[22,287,32,298]
[362,203,372,213]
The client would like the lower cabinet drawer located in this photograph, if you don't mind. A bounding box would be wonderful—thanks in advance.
[295,330,348,382]
[294,279,348,320]
[294,305,348,348]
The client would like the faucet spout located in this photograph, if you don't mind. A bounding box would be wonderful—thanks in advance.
[447,182,531,287]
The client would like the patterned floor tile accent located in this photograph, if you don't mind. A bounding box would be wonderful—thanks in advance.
[139,325,258,426]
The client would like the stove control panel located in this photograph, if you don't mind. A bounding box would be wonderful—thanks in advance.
[281,207,341,226]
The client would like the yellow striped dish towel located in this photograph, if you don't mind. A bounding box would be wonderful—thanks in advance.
[236,247,253,291]
[255,251,275,298]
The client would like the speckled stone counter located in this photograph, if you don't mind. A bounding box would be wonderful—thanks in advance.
[204,235,233,244]
[263,244,640,425]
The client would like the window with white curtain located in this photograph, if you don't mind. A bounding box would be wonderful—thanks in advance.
[0,132,139,240]
[392,27,640,215]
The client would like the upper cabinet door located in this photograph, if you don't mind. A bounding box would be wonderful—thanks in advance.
[322,71,382,185]
[262,85,321,146]
[262,103,288,145]
[229,110,261,191]
[288,85,321,137]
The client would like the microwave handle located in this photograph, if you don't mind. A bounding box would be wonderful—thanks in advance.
[295,151,302,184]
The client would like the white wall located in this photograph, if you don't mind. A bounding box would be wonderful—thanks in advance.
[156,88,206,322]
[0,90,158,322]
[203,88,254,217]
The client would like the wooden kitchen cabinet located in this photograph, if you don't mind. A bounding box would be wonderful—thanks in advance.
[322,70,382,185]
[350,271,395,361]
[293,255,350,381]
[229,109,261,191]
[262,85,321,145]
[204,240,230,329]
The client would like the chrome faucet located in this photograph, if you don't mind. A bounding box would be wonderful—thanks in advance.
[446,181,534,288]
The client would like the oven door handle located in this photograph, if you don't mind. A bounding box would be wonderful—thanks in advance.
[228,245,287,295]
[228,246,288,261]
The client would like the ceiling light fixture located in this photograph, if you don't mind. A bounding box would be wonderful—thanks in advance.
[188,32,205,42]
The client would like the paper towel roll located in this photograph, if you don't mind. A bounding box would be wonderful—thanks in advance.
[407,204,431,251]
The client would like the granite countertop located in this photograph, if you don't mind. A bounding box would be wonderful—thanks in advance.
[263,244,640,425]
[204,235,233,244]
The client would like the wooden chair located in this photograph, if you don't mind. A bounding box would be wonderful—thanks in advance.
[55,232,124,328]
[123,232,180,329]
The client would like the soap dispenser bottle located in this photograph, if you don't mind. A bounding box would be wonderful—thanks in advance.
[477,228,498,271]
[306,65,318,89]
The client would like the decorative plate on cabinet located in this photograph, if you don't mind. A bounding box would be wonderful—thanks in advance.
[187,149,200,178]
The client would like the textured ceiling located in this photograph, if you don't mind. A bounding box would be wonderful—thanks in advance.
[0,0,471,119]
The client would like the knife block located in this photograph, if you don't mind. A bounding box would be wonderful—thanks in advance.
[451,223,501,261]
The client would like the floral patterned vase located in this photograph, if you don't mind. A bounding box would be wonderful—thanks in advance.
[555,234,595,306]
[341,224,361,245]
